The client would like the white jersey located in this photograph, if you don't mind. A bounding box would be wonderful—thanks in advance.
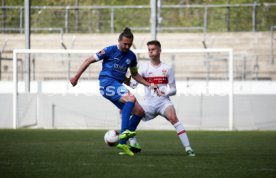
[139,61,176,101]
[139,61,177,121]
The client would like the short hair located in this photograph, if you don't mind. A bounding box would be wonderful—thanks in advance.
[118,27,133,41]
[147,40,161,48]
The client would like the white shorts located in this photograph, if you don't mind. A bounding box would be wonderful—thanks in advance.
[141,98,173,121]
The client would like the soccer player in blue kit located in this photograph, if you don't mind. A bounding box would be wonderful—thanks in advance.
[70,28,155,156]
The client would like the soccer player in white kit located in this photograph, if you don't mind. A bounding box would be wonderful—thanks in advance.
[128,40,195,156]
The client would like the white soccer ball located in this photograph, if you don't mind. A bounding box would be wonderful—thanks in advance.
[104,130,119,146]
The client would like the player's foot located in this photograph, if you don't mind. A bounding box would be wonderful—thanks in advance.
[117,143,134,156]
[119,130,136,140]
[129,143,142,153]
[186,148,196,157]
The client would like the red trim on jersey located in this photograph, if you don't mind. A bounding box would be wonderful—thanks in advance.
[177,130,186,135]
[144,76,168,84]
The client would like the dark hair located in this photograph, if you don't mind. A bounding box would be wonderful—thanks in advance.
[147,40,161,48]
[118,27,133,41]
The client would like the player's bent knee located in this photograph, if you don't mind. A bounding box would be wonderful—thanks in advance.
[127,95,136,103]
[169,117,178,125]
[171,120,177,125]
[136,107,145,117]
[132,104,145,117]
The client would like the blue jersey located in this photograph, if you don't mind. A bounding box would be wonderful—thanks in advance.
[95,45,137,83]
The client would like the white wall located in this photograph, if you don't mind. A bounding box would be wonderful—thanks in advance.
[1,80,276,94]
[0,87,276,130]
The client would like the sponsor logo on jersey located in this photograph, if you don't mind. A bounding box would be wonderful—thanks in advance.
[98,49,105,56]
[113,64,127,73]
[162,69,168,76]
[126,59,131,65]
[144,76,168,84]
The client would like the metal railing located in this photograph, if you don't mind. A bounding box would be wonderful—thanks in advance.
[0,27,64,43]
[0,3,276,34]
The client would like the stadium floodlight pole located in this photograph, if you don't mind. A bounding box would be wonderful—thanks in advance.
[228,48,234,131]
[150,0,157,40]
[13,51,18,129]
[24,0,31,92]
[252,1,257,32]
[271,26,276,64]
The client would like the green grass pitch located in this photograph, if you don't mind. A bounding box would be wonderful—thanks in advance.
[0,129,275,178]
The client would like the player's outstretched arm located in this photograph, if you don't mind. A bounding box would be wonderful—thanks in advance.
[131,72,159,90]
[130,67,158,89]
[131,72,149,87]
[70,56,97,86]
[123,75,139,89]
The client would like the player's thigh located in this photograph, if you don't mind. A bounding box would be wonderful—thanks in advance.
[141,103,157,121]
[132,100,145,117]
[99,79,127,109]
[162,104,179,124]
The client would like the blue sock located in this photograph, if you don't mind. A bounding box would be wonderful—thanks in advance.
[129,115,142,131]
[120,101,135,144]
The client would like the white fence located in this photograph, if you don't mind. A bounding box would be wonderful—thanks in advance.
[1,80,276,130]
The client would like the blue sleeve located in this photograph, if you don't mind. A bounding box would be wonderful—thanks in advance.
[95,46,111,61]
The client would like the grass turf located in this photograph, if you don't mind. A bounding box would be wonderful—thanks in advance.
[0,129,275,178]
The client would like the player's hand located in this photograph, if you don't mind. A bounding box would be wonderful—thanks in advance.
[70,76,78,86]
[156,88,165,96]
[149,83,162,96]
[148,83,158,90]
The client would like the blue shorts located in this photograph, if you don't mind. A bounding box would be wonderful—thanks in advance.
[99,78,128,110]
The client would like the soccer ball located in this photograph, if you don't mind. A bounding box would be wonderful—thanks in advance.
[104,130,119,146]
